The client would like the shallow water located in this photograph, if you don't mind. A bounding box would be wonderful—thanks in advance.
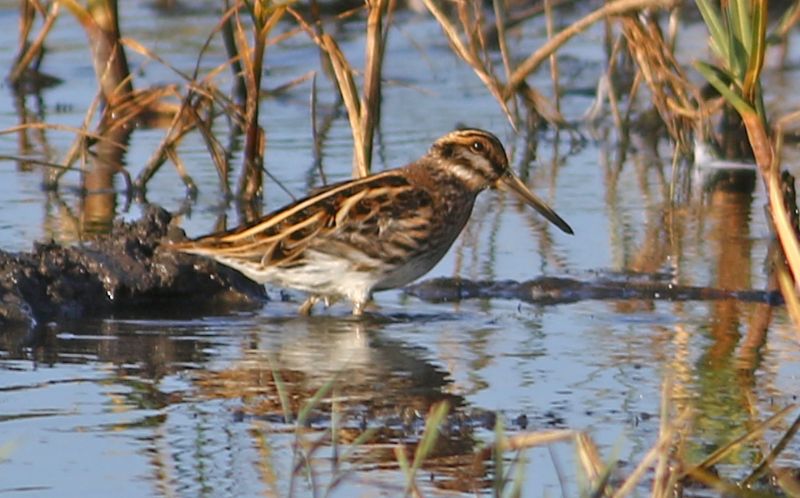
[1,1,800,496]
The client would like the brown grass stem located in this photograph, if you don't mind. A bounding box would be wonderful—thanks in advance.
[9,1,60,84]
[358,0,391,178]
[544,0,561,114]
[741,411,800,488]
[289,2,392,178]
[506,0,676,96]
[321,34,366,176]
[612,408,691,498]
[422,0,514,125]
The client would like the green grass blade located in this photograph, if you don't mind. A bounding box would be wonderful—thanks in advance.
[297,378,336,427]
[724,5,747,79]
[272,368,294,424]
[411,401,449,472]
[693,61,753,116]
[494,417,506,497]
[694,0,728,61]
[339,427,378,463]
[731,0,752,55]
[743,0,767,99]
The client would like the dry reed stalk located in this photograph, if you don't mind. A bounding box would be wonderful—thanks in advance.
[543,0,560,114]
[320,34,366,176]
[497,429,576,451]
[122,37,194,82]
[422,0,514,125]
[0,155,80,174]
[222,0,247,105]
[135,93,217,195]
[59,0,135,108]
[573,432,605,485]
[289,0,394,178]
[770,116,800,334]
[266,70,315,96]
[358,0,391,178]
[612,407,691,498]
[232,3,288,203]
[519,82,569,127]
[741,411,800,488]
[162,146,197,196]
[126,21,239,193]
[744,118,800,329]
[290,0,392,179]
[9,1,60,84]
[593,35,627,131]
[43,84,106,188]
[652,377,684,497]
[506,0,676,95]
[129,0,307,196]
[618,13,699,152]
[489,0,522,124]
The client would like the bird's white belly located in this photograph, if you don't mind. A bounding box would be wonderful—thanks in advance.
[217,250,382,304]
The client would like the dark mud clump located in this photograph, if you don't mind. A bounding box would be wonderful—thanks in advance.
[405,276,782,306]
[0,206,266,328]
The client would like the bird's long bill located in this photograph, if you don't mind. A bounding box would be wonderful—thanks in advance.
[497,173,574,235]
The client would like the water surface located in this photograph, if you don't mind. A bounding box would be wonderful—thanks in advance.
[1,2,799,496]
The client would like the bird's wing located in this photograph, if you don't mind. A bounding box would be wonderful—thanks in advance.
[172,170,434,269]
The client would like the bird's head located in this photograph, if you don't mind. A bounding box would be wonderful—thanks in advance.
[430,129,573,234]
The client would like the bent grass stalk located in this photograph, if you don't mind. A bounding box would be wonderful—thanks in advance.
[8,1,60,84]
[397,401,449,496]
[694,0,800,333]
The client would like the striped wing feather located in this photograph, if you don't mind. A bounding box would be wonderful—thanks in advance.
[174,170,435,270]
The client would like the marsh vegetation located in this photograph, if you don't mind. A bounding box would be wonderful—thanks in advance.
[2,0,800,496]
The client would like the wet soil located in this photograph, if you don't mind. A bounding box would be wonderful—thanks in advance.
[0,206,266,328]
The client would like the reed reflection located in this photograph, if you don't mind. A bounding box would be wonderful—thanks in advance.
[191,315,497,494]
[80,122,130,235]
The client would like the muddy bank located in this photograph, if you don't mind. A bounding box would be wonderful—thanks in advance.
[0,206,266,328]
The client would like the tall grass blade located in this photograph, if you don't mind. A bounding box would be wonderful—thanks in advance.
[394,401,449,496]
[743,0,767,101]
[694,0,728,62]
[411,401,448,473]
[297,378,336,427]
[493,417,506,496]
[692,61,751,115]
[272,368,294,424]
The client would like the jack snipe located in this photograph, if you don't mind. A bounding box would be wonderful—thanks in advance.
[173,129,573,315]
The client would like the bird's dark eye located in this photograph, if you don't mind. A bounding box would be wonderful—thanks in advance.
[471,141,484,152]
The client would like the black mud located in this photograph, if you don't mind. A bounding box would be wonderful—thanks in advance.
[0,206,266,328]
[405,275,783,306]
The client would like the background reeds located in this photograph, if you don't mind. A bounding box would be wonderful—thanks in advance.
[3,0,800,495]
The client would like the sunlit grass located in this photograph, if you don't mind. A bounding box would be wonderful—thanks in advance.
[246,375,799,497]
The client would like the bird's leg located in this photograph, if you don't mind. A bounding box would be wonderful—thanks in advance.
[352,300,366,316]
[298,295,320,315]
